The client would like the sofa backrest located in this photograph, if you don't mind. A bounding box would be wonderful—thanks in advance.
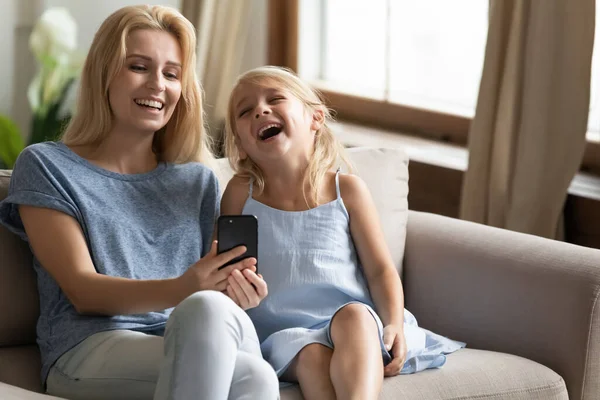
[0,170,39,348]
[0,147,409,348]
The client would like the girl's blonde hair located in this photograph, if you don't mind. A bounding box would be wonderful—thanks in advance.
[224,66,351,206]
[61,5,214,164]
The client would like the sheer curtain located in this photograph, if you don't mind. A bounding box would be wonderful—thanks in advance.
[460,0,595,239]
[181,0,253,139]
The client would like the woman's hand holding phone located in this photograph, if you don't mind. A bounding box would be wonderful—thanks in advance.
[226,269,268,310]
[178,240,256,296]
[215,214,266,309]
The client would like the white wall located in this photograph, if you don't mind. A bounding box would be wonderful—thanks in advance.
[1,0,267,140]
[45,0,182,54]
[1,0,43,137]
[0,0,16,117]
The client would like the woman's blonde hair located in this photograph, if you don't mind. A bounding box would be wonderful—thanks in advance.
[224,66,351,206]
[62,5,213,164]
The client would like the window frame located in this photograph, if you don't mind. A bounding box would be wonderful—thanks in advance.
[268,0,600,174]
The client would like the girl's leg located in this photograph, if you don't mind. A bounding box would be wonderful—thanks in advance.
[329,303,384,400]
[46,329,163,400]
[280,344,336,400]
[154,291,279,400]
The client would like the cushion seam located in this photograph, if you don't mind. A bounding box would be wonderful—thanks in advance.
[444,376,566,400]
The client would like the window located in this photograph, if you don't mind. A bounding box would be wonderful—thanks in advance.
[299,0,488,119]
[272,0,600,172]
[587,6,600,143]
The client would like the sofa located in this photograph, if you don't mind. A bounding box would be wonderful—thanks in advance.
[1,146,599,400]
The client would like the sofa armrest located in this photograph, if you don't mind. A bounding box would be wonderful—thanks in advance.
[403,211,600,400]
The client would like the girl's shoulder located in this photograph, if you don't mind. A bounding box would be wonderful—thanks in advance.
[337,172,366,194]
[337,172,371,211]
[225,174,251,193]
[221,174,251,214]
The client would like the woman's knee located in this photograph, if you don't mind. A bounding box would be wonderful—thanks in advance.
[233,354,279,399]
[251,359,279,395]
[171,291,235,321]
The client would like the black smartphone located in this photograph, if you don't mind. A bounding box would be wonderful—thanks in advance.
[217,215,258,270]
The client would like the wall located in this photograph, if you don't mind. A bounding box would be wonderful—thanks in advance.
[1,0,268,141]
[45,0,182,54]
[0,0,16,117]
[0,0,41,138]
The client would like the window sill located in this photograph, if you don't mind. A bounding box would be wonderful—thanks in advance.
[330,121,600,202]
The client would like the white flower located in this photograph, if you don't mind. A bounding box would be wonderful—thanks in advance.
[27,8,82,117]
[29,8,77,65]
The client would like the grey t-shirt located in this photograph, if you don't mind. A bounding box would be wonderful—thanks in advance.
[0,142,219,383]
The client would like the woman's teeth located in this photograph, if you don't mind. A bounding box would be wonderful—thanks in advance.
[135,99,163,110]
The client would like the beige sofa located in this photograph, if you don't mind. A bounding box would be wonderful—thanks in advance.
[1,147,599,400]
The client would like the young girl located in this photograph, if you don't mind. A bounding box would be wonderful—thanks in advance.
[222,66,465,399]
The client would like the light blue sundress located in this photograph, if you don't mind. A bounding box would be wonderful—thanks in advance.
[243,171,465,378]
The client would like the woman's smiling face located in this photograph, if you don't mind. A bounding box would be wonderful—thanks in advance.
[108,29,183,137]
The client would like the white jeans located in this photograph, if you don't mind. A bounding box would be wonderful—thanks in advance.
[46,291,279,400]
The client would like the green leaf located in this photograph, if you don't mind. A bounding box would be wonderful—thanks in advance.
[0,115,25,168]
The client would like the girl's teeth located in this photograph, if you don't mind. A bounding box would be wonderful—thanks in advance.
[259,124,279,136]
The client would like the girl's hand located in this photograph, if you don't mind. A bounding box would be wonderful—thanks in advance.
[383,324,407,376]
[226,269,268,310]
[179,240,257,295]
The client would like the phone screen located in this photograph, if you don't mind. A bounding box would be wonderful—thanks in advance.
[217,215,258,270]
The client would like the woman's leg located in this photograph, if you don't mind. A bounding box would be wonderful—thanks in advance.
[228,351,281,400]
[47,291,279,400]
[329,303,384,400]
[280,344,336,400]
[46,329,163,400]
[154,291,279,400]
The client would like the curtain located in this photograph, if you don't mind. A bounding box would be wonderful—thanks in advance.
[181,0,253,139]
[460,0,595,239]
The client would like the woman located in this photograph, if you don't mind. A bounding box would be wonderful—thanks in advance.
[0,5,278,400]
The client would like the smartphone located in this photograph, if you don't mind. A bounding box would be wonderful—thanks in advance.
[217,215,258,270]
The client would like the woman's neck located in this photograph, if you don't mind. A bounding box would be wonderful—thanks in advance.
[70,130,158,175]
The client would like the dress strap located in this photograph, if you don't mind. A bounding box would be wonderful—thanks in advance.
[248,177,254,197]
[335,168,341,199]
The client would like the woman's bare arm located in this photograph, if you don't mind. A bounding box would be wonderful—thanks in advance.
[19,205,248,316]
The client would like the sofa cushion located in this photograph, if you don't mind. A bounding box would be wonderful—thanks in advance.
[0,349,570,400]
[0,170,38,347]
[280,348,568,400]
[0,382,64,400]
[0,346,44,394]
[212,147,410,274]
